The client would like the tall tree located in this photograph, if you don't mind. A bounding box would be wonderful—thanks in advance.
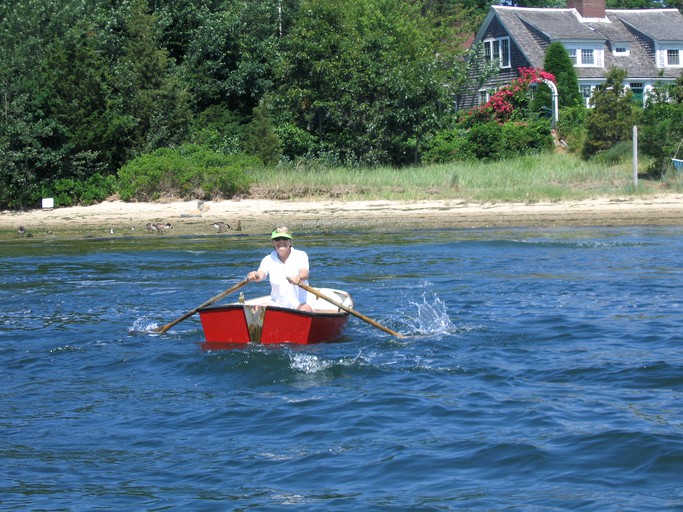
[41,21,112,179]
[245,101,282,166]
[276,0,464,165]
[0,0,94,207]
[606,0,672,7]
[181,0,297,117]
[541,41,583,109]
[504,0,564,6]
[105,0,192,159]
[149,0,219,62]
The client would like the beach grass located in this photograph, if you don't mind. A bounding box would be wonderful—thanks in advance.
[249,153,683,202]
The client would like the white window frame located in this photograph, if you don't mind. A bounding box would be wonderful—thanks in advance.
[613,45,629,56]
[656,45,683,68]
[478,89,491,105]
[564,43,603,67]
[483,37,511,69]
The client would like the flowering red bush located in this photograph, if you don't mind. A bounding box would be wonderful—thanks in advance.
[461,67,556,126]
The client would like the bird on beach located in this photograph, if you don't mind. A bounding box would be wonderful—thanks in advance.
[17,226,26,237]
[154,223,173,234]
[212,222,231,233]
[145,223,154,233]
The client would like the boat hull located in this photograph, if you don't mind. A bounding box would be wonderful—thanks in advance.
[199,305,349,346]
[198,288,353,346]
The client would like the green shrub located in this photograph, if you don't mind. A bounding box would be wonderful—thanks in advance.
[190,105,243,155]
[80,174,118,205]
[640,84,683,178]
[556,105,587,154]
[41,173,117,207]
[466,122,505,161]
[582,68,636,160]
[422,128,474,163]
[424,120,552,164]
[592,140,633,165]
[244,102,282,167]
[276,123,319,160]
[48,178,79,208]
[117,145,256,201]
[500,120,554,158]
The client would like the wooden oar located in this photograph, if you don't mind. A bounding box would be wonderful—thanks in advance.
[292,280,405,338]
[154,279,249,334]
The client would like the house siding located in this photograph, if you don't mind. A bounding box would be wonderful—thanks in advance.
[483,16,508,41]
[458,16,531,111]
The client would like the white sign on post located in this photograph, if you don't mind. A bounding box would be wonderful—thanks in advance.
[42,198,54,210]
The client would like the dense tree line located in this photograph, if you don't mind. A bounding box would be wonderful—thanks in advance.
[0,0,475,207]
[1,0,681,208]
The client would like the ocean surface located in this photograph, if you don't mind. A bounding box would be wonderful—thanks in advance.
[1,225,682,511]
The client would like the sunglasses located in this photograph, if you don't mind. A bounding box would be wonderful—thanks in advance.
[272,237,290,242]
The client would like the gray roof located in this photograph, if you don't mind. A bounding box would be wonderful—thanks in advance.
[484,5,683,81]
[613,10,683,41]
[586,13,634,43]
[517,9,604,41]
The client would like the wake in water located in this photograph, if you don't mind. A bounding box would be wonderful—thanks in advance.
[402,292,456,336]
[287,350,365,374]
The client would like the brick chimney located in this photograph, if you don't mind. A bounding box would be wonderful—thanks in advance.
[568,0,606,18]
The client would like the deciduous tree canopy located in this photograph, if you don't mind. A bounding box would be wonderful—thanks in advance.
[1,0,681,208]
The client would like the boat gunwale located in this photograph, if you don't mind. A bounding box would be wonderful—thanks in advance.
[198,303,350,318]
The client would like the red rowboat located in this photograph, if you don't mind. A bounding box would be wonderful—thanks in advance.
[198,288,353,347]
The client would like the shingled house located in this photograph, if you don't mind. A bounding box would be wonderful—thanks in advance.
[459,0,683,110]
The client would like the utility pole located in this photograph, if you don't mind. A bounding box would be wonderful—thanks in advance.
[633,125,638,187]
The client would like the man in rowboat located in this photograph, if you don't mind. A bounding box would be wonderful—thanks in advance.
[246,226,313,312]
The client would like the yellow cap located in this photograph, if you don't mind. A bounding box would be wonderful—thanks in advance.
[271,227,292,239]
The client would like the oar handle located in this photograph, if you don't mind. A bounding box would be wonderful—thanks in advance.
[292,280,404,338]
[155,279,249,334]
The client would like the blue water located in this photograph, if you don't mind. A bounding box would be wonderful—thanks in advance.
[2,226,682,511]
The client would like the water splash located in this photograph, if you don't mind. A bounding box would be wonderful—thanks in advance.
[128,316,161,335]
[403,293,456,335]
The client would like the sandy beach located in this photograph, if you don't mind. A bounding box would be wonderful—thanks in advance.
[1,195,682,239]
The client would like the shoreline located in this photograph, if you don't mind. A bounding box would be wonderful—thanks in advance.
[1,195,682,239]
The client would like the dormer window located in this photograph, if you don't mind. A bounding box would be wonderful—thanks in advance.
[566,45,603,67]
[656,46,682,68]
[484,37,511,68]
[613,45,629,56]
